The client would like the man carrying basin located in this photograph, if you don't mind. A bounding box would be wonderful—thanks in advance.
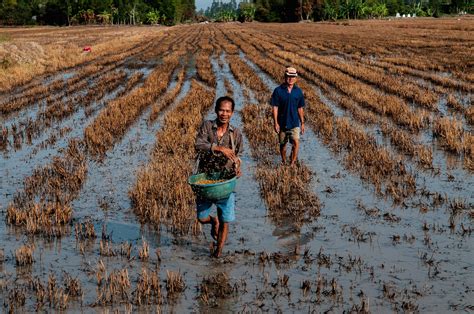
[194,96,243,258]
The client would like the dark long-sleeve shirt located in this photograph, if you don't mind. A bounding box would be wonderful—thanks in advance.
[195,119,243,176]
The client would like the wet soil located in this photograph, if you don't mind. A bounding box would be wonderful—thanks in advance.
[0,48,472,313]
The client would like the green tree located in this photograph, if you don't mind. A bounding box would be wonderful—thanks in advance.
[323,0,339,20]
[97,11,112,24]
[385,0,403,15]
[428,0,442,16]
[0,0,34,25]
[146,9,160,24]
[411,2,427,16]
[340,0,363,19]
[238,2,256,21]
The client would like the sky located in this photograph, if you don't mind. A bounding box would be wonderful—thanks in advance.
[195,0,241,11]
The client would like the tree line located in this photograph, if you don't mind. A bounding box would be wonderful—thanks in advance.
[0,0,195,25]
[0,0,471,25]
[203,0,472,22]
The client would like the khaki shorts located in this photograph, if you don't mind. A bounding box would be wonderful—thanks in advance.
[279,127,300,145]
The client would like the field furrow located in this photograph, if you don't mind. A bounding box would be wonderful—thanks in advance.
[1,21,472,313]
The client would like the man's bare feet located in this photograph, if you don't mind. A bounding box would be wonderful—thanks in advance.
[210,216,219,241]
[212,247,222,258]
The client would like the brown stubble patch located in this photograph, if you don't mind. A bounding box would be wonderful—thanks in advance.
[241,104,321,227]
[6,139,86,237]
[224,48,321,225]
[433,116,464,154]
[0,26,163,93]
[15,243,35,267]
[130,80,215,234]
[165,270,186,301]
[84,54,182,158]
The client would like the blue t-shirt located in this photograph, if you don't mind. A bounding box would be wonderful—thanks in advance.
[271,84,305,130]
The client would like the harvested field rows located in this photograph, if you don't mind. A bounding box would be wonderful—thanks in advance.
[1,19,472,312]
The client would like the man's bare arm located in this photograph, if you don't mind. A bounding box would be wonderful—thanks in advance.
[272,106,280,133]
[298,107,305,135]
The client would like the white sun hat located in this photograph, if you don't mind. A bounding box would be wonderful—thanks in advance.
[285,67,298,77]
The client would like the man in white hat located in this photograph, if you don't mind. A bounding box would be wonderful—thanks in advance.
[271,66,305,166]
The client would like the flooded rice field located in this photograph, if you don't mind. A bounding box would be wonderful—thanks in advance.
[0,19,473,312]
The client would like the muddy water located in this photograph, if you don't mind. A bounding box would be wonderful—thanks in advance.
[72,63,193,225]
[312,81,474,201]
[0,51,473,313]
[221,53,473,312]
[210,53,270,247]
[0,69,144,209]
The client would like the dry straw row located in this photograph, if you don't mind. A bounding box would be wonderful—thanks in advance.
[29,273,74,310]
[149,65,186,123]
[311,75,434,168]
[231,29,426,131]
[115,71,144,99]
[226,54,270,103]
[0,27,162,93]
[196,50,217,87]
[226,31,418,200]
[356,56,472,93]
[299,77,418,201]
[301,52,438,109]
[214,28,239,55]
[6,139,86,236]
[243,29,439,110]
[266,20,469,76]
[84,54,182,157]
[241,104,321,225]
[432,116,466,154]
[248,26,471,94]
[464,102,474,126]
[1,40,150,115]
[130,80,215,234]
[6,70,127,152]
[223,49,320,225]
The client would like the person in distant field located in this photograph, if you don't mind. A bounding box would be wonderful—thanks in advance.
[271,66,305,166]
[194,96,243,258]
